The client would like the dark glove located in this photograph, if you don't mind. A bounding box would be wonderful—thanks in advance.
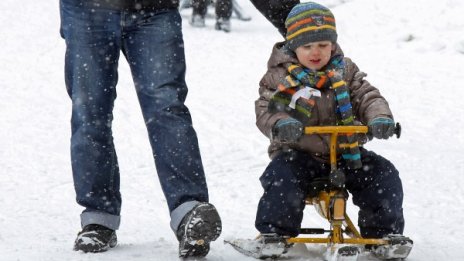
[272,118,304,142]
[368,117,395,139]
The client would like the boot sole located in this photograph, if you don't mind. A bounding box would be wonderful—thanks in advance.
[184,203,222,243]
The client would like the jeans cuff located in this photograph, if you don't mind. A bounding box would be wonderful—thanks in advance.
[169,200,200,233]
[81,211,121,230]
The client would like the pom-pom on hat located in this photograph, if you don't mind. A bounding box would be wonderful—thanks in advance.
[285,2,338,51]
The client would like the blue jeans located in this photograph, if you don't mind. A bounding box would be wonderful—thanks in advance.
[60,0,209,230]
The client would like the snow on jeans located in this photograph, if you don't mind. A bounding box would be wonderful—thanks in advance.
[255,148,405,238]
[60,1,209,230]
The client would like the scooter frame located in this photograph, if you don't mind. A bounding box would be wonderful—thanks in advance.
[287,125,400,251]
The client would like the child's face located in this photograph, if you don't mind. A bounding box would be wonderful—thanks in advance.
[295,41,333,71]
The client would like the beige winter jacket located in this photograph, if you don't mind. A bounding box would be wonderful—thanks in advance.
[255,42,393,161]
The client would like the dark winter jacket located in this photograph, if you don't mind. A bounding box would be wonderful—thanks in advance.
[255,42,393,161]
[68,0,179,10]
[66,0,297,32]
[250,0,300,36]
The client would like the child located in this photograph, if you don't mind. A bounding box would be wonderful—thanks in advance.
[248,1,411,259]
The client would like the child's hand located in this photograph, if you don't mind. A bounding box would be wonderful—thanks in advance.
[368,117,395,139]
[272,118,304,142]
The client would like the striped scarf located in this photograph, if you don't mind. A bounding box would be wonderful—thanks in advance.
[269,54,362,169]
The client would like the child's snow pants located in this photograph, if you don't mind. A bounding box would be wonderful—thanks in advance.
[255,148,404,238]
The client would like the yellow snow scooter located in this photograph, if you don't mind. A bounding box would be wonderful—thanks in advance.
[226,124,413,261]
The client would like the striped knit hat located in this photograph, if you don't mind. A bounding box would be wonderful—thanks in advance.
[285,2,338,51]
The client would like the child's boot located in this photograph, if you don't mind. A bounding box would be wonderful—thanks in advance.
[225,233,292,259]
[370,234,413,260]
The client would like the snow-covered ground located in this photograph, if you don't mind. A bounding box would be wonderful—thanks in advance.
[1,0,464,260]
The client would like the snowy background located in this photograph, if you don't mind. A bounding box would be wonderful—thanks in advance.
[1,0,464,260]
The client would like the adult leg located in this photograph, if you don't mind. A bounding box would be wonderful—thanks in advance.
[190,0,208,27]
[191,0,208,16]
[215,0,232,20]
[121,9,221,257]
[345,148,404,238]
[60,0,122,230]
[215,0,232,32]
[120,8,210,227]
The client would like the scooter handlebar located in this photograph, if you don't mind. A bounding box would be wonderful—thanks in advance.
[305,123,402,139]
